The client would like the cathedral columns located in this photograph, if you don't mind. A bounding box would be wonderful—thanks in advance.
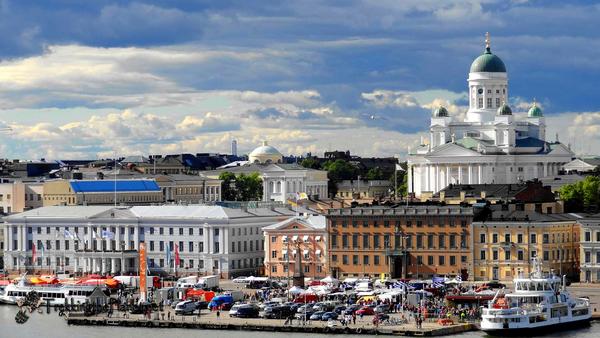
[468,165,473,184]
[458,166,463,185]
[446,166,450,186]
[426,165,431,192]
[434,165,439,192]
[478,164,482,184]
[543,163,548,177]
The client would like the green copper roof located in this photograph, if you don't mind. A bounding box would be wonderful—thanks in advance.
[432,106,449,117]
[528,103,543,117]
[497,103,512,116]
[470,47,507,73]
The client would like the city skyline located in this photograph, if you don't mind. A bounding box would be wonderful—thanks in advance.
[0,1,599,159]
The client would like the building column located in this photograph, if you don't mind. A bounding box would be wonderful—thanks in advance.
[446,166,451,186]
[458,166,463,185]
[543,163,548,177]
[478,164,482,184]
[133,226,139,250]
[111,258,117,274]
[434,165,440,192]
[17,226,23,251]
[425,165,431,192]
[6,225,12,252]
[468,165,472,184]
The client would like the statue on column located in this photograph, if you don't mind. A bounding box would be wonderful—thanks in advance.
[292,242,305,287]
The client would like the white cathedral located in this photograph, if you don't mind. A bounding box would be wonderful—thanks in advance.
[408,33,574,197]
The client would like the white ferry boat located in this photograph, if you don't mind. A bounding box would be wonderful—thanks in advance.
[0,276,99,306]
[481,260,591,335]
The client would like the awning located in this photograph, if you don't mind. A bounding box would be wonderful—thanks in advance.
[282,235,288,242]
[302,235,309,241]
[315,249,322,255]
[303,249,309,255]
[282,250,288,254]
[292,250,297,255]
[315,236,321,241]
[292,235,298,241]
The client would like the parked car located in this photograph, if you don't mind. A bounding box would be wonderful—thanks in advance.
[483,281,506,289]
[232,276,248,283]
[229,304,243,317]
[236,304,260,318]
[321,312,338,321]
[343,304,360,315]
[174,300,197,315]
[373,313,389,324]
[375,304,390,313]
[356,306,375,316]
[295,310,315,321]
[263,305,294,319]
[310,311,326,321]
[333,305,347,315]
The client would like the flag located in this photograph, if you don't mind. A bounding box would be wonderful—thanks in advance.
[395,163,404,171]
[64,230,75,239]
[432,282,445,288]
[166,243,172,266]
[32,243,36,262]
[175,244,180,267]
[101,230,115,239]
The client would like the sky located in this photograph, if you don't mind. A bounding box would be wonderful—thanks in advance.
[0,0,599,160]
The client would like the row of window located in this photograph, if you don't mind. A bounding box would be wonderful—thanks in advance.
[481,248,575,261]
[583,231,600,242]
[331,233,468,249]
[20,225,261,238]
[334,219,469,228]
[480,232,569,244]
[271,264,323,274]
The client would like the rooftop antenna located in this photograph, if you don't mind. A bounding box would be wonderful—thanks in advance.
[485,32,491,52]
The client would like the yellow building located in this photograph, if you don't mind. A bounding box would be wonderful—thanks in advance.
[472,212,579,281]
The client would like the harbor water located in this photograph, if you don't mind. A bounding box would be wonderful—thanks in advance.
[1,306,599,338]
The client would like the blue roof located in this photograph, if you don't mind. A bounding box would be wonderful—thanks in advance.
[69,180,160,193]
[515,137,546,148]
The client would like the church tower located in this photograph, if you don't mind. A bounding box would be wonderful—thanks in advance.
[466,33,509,123]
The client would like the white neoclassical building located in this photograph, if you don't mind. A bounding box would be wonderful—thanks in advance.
[408,34,574,197]
[2,205,301,278]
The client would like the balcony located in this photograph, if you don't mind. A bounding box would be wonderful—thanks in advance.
[385,248,407,256]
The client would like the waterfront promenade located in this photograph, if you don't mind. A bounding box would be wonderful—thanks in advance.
[66,306,477,336]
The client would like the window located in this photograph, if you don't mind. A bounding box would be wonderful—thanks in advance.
[449,256,456,266]
[486,97,492,108]
[352,220,358,228]
[530,250,536,258]
[188,242,194,252]
[331,235,338,248]
[492,234,498,243]
[352,255,359,265]
[427,256,434,265]
[504,234,510,243]
[585,232,591,242]
[373,235,380,248]
[493,250,498,260]
[543,251,550,261]
[504,250,510,260]
[480,234,486,243]
[362,234,370,248]
[517,234,523,244]
[373,221,378,227]
[332,254,337,262]
[374,255,380,265]
[584,251,591,263]
[342,255,349,265]
[271,236,276,243]
[416,235,423,248]
[449,234,456,248]
[478,98,483,108]
[543,234,549,244]
[438,234,445,248]
[352,234,359,248]
[363,255,370,265]
[342,235,348,248]
[496,97,500,107]
[179,228,184,235]
[530,234,537,244]
[438,256,445,265]
[480,250,486,260]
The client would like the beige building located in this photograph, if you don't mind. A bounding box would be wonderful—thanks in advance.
[472,211,579,281]
[43,179,163,206]
[263,216,327,280]
[335,180,391,201]
[155,174,222,203]
[0,181,44,214]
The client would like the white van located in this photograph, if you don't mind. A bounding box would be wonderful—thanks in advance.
[175,300,197,315]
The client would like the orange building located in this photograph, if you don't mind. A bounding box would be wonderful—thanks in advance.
[263,216,328,280]
[326,206,473,280]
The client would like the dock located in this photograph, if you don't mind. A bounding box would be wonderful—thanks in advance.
[65,312,477,336]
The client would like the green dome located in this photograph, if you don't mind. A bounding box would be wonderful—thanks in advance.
[432,106,449,117]
[497,103,512,116]
[528,103,543,117]
[470,47,507,73]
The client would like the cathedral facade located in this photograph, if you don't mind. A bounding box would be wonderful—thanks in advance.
[408,34,573,197]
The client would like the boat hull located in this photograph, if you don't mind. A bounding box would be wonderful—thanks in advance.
[482,317,591,336]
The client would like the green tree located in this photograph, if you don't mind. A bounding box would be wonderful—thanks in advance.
[366,167,385,180]
[219,171,263,201]
[559,176,600,212]
[218,171,237,201]
[322,159,359,197]
[300,158,321,169]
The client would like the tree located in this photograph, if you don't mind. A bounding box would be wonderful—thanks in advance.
[322,159,358,197]
[366,167,385,180]
[219,171,263,201]
[300,158,321,169]
[559,176,600,212]
[219,171,237,201]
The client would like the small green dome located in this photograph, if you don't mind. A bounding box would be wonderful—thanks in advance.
[528,102,543,117]
[432,106,449,117]
[497,103,512,116]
